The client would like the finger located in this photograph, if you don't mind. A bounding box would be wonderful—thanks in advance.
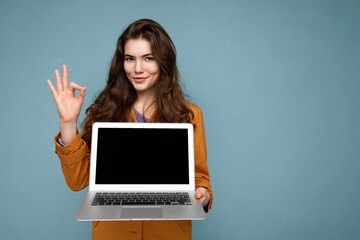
[69,82,83,93]
[195,191,200,198]
[195,191,204,199]
[78,86,86,103]
[69,82,83,92]
[197,196,205,204]
[55,68,64,92]
[62,64,69,90]
[69,82,86,103]
[46,79,58,98]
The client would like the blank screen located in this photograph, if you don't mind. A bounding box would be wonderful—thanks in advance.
[95,128,190,184]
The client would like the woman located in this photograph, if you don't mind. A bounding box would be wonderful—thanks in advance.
[47,18,213,240]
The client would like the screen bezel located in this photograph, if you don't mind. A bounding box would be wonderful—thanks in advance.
[89,122,195,191]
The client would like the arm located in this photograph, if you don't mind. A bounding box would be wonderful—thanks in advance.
[54,131,91,191]
[47,64,86,145]
[47,64,89,191]
[190,104,214,211]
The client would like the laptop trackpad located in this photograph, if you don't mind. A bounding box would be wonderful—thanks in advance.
[121,208,163,219]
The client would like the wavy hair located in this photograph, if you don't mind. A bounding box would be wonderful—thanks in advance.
[82,19,194,146]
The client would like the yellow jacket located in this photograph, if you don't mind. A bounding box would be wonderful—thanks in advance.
[53,102,213,240]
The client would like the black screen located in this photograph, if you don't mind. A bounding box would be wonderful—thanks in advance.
[95,127,190,184]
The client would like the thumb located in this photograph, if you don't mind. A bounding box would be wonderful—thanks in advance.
[195,190,203,199]
[79,86,86,96]
[78,87,86,102]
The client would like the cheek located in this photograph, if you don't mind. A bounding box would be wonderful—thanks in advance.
[148,65,160,75]
[123,63,132,74]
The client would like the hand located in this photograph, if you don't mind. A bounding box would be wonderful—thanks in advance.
[47,64,86,144]
[47,64,86,123]
[195,187,210,207]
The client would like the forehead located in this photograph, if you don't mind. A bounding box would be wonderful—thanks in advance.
[124,38,152,55]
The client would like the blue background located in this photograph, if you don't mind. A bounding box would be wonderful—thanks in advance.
[1,0,359,239]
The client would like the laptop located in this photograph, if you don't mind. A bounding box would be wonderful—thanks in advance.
[75,122,207,221]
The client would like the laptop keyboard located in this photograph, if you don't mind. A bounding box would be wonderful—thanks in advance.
[91,192,192,206]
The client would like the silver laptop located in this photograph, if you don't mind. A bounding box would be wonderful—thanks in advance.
[75,122,207,221]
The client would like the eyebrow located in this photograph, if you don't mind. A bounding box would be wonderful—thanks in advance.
[124,53,153,58]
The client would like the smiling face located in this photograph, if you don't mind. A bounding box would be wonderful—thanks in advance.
[124,38,160,95]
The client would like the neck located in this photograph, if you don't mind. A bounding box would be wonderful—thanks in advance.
[134,91,155,118]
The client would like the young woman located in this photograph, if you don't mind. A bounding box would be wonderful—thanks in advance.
[47,18,213,240]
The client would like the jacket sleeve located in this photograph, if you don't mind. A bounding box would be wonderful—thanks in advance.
[190,104,214,211]
[54,131,91,191]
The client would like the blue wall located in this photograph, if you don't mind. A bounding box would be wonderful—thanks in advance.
[1,0,359,239]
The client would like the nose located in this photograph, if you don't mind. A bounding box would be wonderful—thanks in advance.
[134,60,143,73]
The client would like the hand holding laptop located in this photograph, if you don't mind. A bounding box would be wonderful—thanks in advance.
[195,187,210,207]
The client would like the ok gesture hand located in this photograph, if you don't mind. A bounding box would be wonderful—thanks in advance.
[47,64,86,145]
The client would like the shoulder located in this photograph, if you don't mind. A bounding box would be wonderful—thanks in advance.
[186,101,202,114]
[185,101,204,124]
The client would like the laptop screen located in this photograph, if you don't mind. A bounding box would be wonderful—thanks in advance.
[95,127,190,185]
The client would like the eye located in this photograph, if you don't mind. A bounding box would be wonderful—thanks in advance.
[124,56,134,61]
[144,56,155,61]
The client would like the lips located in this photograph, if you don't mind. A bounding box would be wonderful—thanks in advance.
[133,77,147,83]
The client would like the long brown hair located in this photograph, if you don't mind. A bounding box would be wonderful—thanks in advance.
[82,19,194,146]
